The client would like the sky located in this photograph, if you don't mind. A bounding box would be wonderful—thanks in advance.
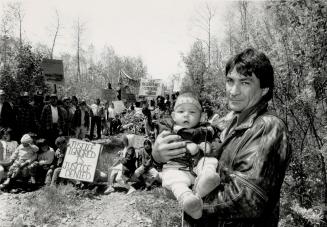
[0,0,233,81]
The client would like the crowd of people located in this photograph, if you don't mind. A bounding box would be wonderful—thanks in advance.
[0,87,185,192]
[0,48,291,226]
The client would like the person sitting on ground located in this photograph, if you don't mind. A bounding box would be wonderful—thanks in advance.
[104,134,137,194]
[45,136,67,186]
[104,146,138,194]
[133,139,160,189]
[158,92,220,219]
[30,138,55,185]
[0,128,18,183]
[0,134,39,189]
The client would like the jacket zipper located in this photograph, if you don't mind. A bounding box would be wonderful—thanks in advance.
[231,173,268,202]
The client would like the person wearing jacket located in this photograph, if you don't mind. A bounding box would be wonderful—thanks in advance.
[152,48,291,227]
[0,90,15,131]
[40,94,65,148]
[73,100,90,139]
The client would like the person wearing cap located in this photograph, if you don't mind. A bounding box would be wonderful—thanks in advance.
[156,92,220,219]
[15,92,38,139]
[0,89,15,131]
[72,100,90,139]
[0,134,39,189]
[40,94,65,148]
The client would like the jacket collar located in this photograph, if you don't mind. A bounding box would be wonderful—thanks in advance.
[229,100,268,131]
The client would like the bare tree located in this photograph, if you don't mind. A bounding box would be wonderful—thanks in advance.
[0,4,14,68]
[193,2,217,68]
[239,0,249,45]
[8,1,24,48]
[50,9,60,59]
[73,18,85,82]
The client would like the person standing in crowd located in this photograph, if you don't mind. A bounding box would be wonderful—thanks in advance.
[57,99,69,136]
[15,92,38,139]
[171,93,177,110]
[90,98,103,140]
[107,103,116,136]
[62,97,73,136]
[73,100,90,140]
[0,90,15,131]
[142,101,153,138]
[164,94,171,114]
[31,91,45,135]
[40,94,64,148]
[152,48,291,226]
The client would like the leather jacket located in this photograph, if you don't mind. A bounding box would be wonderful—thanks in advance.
[184,101,291,227]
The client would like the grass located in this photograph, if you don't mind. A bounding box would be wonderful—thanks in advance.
[23,184,82,226]
[134,187,182,227]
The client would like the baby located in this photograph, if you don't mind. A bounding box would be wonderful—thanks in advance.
[159,92,220,219]
[0,134,39,188]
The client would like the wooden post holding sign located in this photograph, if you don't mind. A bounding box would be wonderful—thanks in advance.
[41,59,64,85]
[59,139,102,182]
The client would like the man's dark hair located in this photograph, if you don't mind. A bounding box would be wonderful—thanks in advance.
[225,48,274,101]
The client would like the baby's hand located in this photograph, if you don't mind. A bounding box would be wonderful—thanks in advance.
[199,142,211,154]
[173,125,184,133]
[186,142,199,156]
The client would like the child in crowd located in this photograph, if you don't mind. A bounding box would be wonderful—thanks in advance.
[0,128,18,182]
[0,134,39,188]
[30,139,55,184]
[159,92,220,219]
[45,136,67,186]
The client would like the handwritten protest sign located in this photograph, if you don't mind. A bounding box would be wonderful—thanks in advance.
[112,100,126,114]
[101,89,117,102]
[138,78,163,97]
[59,139,102,182]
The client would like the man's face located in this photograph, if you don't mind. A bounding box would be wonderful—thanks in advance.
[226,69,268,113]
[172,103,201,129]
[64,100,70,107]
[96,99,100,105]
[50,97,57,106]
